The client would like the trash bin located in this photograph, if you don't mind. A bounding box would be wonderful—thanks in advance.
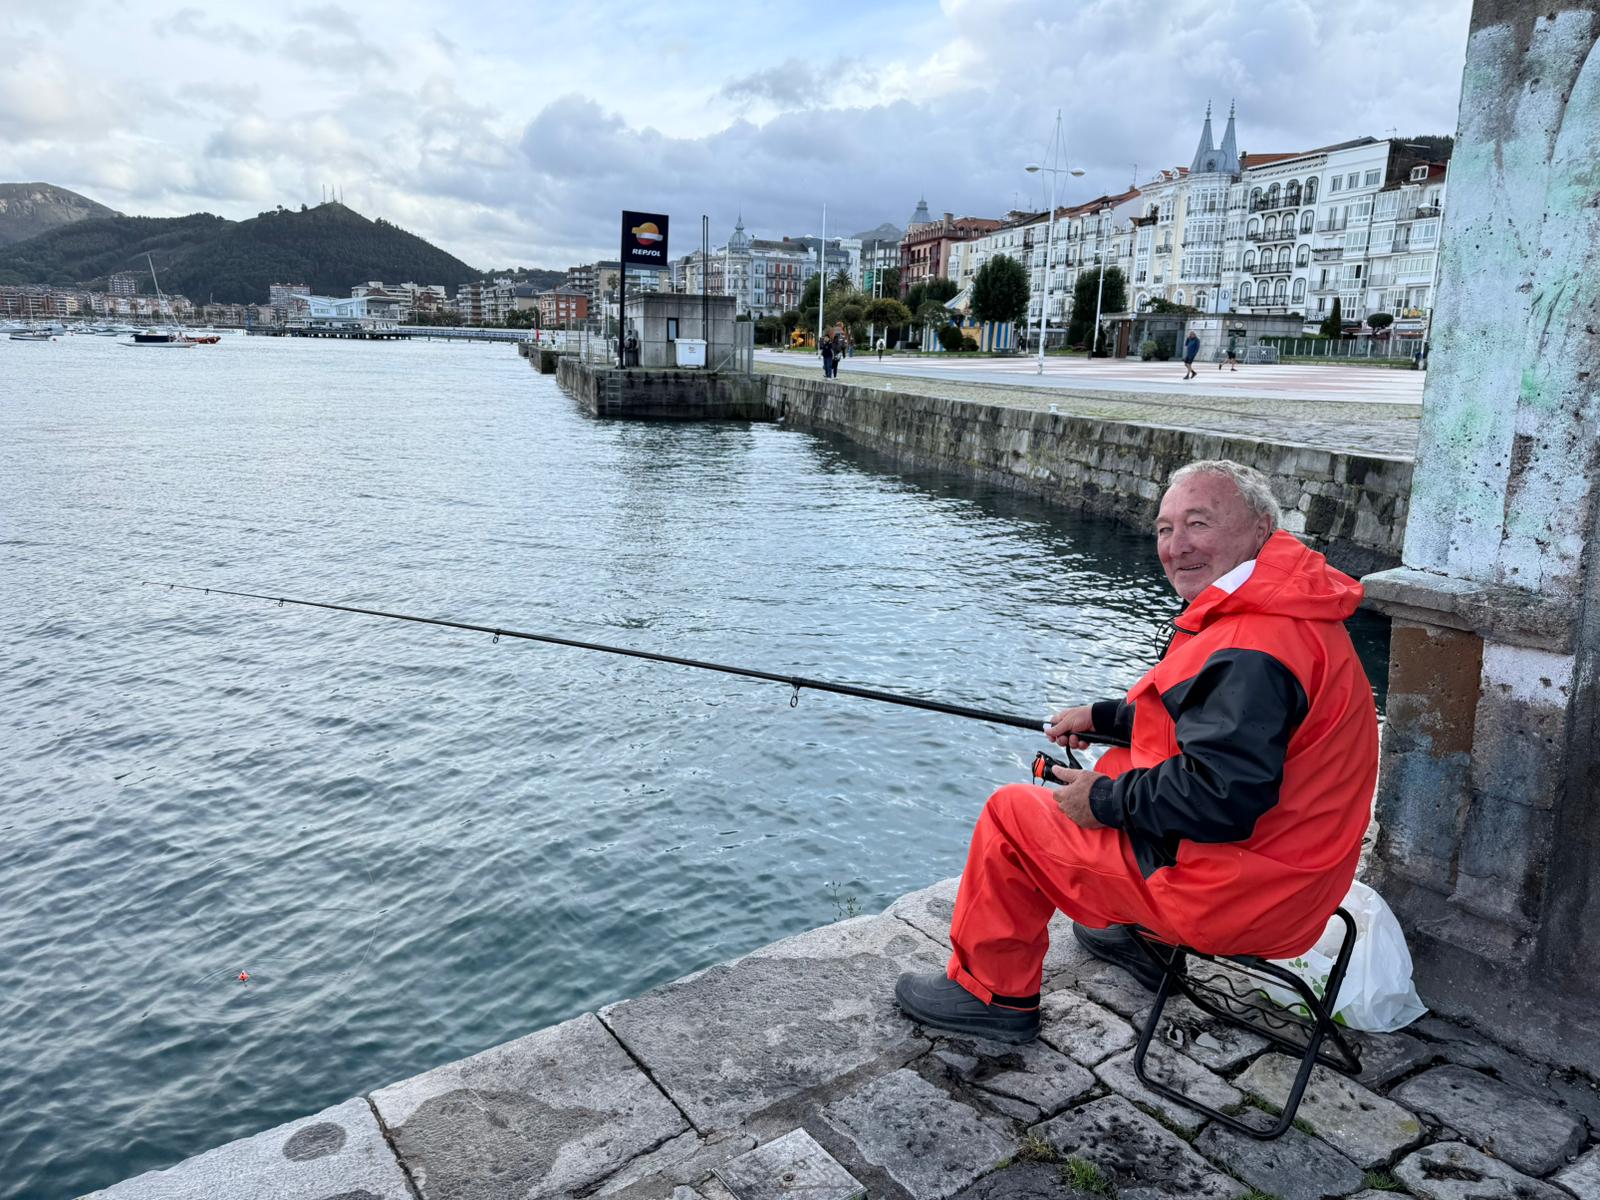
[674,338,707,368]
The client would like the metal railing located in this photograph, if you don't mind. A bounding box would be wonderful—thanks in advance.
[1263,336,1425,360]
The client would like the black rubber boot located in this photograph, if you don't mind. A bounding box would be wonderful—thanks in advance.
[893,972,1040,1044]
[1072,923,1166,992]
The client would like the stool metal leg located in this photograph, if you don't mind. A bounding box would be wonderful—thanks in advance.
[1127,908,1364,1140]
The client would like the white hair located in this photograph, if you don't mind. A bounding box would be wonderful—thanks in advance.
[1168,459,1282,528]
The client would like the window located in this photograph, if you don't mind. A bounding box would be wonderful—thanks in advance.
[1265,216,1277,236]
[1346,173,1359,188]
[1365,170,1380,186]
[1411,165,1429,182]
[1300,211,1314,233]
[1240,281,1253,302]
[1305,178,1318,202]
[1248,219,1260,236]
[1296,245,1310,266]
[1244,251,1257,270]
[1329,176,1343,193]
[1415,220,1440,242]
[1278,247,1292,269]
[666,318,679,341]
[1292,279,1306,302]
[1274,279,1288,301]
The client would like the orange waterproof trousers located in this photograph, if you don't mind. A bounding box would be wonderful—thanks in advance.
[946,783,1179,1004]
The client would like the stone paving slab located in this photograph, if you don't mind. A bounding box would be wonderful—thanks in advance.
[1193,1123,1367,1200]
[1031,1095,1248,1199]
[601,913,945,1132]
[1346,1028,1434,1090]
[1391,1063,1586,1176]
[597,1130,758,1198]
[1079,964,1155,1019]
[1094,1045,1243,1137]
[1393,1140,1569,1199]
[949,1161,1103,1200]
[713,1129,864,1200]
[369,1011,686,1200]
[933,1035,1096,1116]
[1134,994,1270,1072]
[1555,1145,1600,1199]
[818,1068,1017,1200]
[1237,1053,1426,1168]
[80,1097,412,1200]
[1038,990,1136,1066]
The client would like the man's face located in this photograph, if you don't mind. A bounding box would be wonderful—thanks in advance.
[1155,473,1272,601]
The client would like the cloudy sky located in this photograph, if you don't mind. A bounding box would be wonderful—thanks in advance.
[1,0,1472,271]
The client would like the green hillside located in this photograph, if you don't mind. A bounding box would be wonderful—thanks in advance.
[0,202,484,302]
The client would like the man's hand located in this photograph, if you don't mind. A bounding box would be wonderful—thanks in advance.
[1049,767,1106,829]
[1046,705,1096,749]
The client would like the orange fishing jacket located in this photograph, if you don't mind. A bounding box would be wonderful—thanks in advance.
[1087,530,1380,957]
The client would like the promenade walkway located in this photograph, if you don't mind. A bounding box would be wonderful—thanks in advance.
[756,355,1423,459]
[90,878,1600,1200]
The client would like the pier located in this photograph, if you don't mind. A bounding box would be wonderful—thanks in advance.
[247,324,536,343]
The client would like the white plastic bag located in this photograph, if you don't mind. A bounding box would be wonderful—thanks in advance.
[1265,880,1428,1033]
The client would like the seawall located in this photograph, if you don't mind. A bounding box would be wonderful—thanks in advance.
[558,358,770,420]
[766,375,1413,578]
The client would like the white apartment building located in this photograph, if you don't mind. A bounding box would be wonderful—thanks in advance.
[1225,137,1446,333]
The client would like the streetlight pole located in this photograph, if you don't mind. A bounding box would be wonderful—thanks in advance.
[1090,206,1111,356]
[817,203,827,357]
[1025,111,1084,375]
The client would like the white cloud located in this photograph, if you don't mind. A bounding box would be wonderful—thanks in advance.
[0,0,1472,272]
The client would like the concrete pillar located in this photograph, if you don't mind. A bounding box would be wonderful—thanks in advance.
[1362,0,1600,1067]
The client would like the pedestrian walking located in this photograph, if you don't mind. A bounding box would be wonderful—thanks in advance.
[1223,333,1239,372]
[821,333,835,379]
[876,336,886,361]
[1182,331,1200,380]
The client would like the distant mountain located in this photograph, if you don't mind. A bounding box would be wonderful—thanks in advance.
[0,201,484,302]
[0,183,119,246]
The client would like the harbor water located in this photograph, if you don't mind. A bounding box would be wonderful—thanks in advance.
[0,335,1388,1198]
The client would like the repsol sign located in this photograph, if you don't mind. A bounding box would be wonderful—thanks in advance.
[622,211,669,267]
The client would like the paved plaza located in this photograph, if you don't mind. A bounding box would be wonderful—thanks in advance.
[757,351,1425,405]
[756,354,1423,459]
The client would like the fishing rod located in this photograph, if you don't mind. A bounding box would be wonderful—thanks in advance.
[143,582,1130,765]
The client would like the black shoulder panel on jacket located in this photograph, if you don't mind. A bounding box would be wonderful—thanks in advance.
[1090,648,1309,874]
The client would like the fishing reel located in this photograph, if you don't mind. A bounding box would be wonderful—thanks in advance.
[1031,747,1083,785]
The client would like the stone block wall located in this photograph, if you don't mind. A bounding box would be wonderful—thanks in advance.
[769,375,1412,576]
[557,359,769,421]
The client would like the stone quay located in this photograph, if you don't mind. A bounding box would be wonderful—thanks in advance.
[84,877,1600,1200]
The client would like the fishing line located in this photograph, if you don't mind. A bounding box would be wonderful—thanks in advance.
[144,580,1130,749]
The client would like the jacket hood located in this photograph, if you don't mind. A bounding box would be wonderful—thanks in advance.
[1178,530,1363,629]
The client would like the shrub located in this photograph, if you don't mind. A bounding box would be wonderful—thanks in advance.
[1139,338,1159,361]
[962,335,979,351]
[937,324,966,352]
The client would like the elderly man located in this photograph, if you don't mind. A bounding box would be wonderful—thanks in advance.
[896,460,1379,1043]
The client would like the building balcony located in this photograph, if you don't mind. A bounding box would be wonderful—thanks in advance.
[1250,195,1303,212]
[1317,219,1348,233]
[1246,230,1297,244]
[1246,261,1296,276]
[1398,204,1442,221]
[1313,248,1342,262]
